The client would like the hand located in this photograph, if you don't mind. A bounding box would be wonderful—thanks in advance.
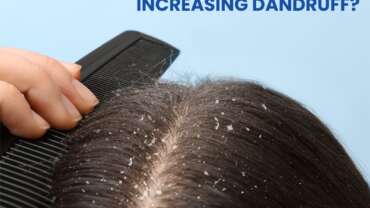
[0,48,99,139]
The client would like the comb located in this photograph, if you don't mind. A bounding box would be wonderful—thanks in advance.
[0,31,180,208]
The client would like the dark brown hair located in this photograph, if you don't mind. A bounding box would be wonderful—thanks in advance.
[53,80,370,208]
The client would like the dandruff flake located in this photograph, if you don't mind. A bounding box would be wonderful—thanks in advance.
[214,117,220,130]
[128,157,133,167]
[261,103,268,111]
[226,124,234,131]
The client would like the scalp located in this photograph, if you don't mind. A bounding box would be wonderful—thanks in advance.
[53,80,370,208]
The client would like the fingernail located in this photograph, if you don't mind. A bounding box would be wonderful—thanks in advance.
[61,62,81,72]
[72,79,99,106]
[61,62,81,79]
[31,111,50,130]
[61,95,82,121]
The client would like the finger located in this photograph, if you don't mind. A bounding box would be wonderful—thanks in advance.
[1,48,98,114]
[0,48,81,80]
[60,61,81,80]
[0,81,50,139]
[0,52,81,130]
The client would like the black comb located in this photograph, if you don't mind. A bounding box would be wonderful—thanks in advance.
[0,31,180,208]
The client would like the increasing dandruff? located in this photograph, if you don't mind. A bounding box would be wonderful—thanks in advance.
[137,0,356,12]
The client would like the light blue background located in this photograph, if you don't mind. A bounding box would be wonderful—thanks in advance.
[1,1,369,181]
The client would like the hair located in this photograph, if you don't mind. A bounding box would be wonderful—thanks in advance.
[53,80,370,208]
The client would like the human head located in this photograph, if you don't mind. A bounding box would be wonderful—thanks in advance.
[53,80,370,207]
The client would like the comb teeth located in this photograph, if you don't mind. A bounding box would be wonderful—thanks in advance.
[0,132,69,208]
[82,39,178,102]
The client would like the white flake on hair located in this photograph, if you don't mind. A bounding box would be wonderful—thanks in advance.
[93,129,101,134]
[214,178,222,185]
[214,117,220,130]
[128,157,133,167]
[226,124,234,131]
[147,137,157,146]
[261,103,268,111]
[155,190,163,195]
